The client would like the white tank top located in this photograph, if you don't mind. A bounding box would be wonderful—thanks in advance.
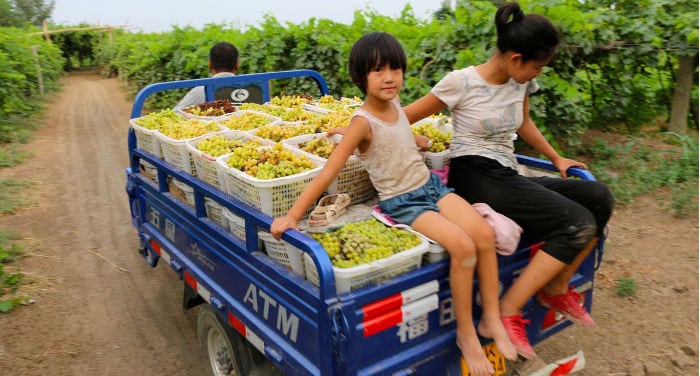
[353,98,429,200]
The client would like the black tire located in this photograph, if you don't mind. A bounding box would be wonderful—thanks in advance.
[198,305,256,376]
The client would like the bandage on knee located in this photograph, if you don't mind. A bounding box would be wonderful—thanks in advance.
[461,257,477,268]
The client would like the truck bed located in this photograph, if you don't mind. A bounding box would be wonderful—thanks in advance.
[125,70,604,376]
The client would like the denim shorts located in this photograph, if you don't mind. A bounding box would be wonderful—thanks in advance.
[378,173,454,225]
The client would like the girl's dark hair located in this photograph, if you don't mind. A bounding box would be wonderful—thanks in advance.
[348,32,407,94]
[495,2,559,62]
[209,42,239,71]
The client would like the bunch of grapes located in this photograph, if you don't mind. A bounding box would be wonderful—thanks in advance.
[159,119,220,140]
[299,137,336,159]
[134,109,185,130]
[226,143,315,179]
[269,94,313,107]
[306,109,352,132]
[412,121,452,153]
[279,107,318,122]
[309,219,422,268]
[219,112,277,131]
[195,135,262,157]
[239,102,271,112]
[253,123,319,142]
[315,95,363,111]
[239,103,289,118]
[183,99,237,116]
[239,103,318,123]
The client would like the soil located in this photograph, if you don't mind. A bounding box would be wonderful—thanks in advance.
[0,71,697,376]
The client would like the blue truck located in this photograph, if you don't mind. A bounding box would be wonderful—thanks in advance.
[125,70,604,376]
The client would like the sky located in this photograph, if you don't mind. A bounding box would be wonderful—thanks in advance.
[51,0,445,33]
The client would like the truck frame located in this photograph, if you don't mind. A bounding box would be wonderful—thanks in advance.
[125,70,604,376]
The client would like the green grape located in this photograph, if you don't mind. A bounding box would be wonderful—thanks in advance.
[159,118,220,140]
[226,142,315,179]
[196,135,256,157]
[308,218,422,268]
[412,121,452,152]
[253,123,319,142]
[219,112,275,131]
[306,109,352,132]
[134,109,185,130]
[299,138,336,158]
[316,95,363,111]
[269,94,313,107]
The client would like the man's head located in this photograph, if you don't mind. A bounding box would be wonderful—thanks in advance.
[209,42,239,73]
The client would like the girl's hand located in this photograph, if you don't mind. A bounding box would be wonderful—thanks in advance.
[270,215,299,240]
[415,134,432,151]
[552,156,588,178]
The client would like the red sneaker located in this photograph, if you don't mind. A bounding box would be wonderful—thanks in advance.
[501,314,536,359]
[536,286,595,327]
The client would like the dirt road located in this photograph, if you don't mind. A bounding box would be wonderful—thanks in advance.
[0,72,205,375]
[0,72,697,375]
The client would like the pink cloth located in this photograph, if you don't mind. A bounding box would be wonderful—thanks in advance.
[372,201,522,256]
[430,165,449,185]
[472,203,522,255]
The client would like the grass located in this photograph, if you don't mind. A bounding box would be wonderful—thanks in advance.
[0,179,33,214]
[0,231,27,312]
[615,276,638,297]
[0,149,33,312]
[0,144,31,167]
[580,132,699,218]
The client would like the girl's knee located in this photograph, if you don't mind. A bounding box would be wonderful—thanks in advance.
[443,237,478,264]
[470,220,496,250]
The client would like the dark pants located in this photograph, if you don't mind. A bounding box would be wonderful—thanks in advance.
[448,155,615,264]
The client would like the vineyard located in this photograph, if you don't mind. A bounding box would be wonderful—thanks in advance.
[2,1,698,145]
[0,2,697,374]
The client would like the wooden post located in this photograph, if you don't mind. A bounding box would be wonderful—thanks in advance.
[28,24,134,37]
[42,20,51,42]
[30,45,44,96]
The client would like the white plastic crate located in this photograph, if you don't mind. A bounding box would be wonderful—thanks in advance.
[422,150,451,170]
[170,179,193,205]
[304,236,429,294]
[186,130,272,189]
[221,207,247,240]
[171,179,226,228]
[216,148,324,218]
[204,199,226,228]
[423,243,449,264]
[139,161,159,184]
[258,231,305,277]
[157,123,226,175]
[130,120,163,158]
[412,117,453,170]
[284,133,376,205]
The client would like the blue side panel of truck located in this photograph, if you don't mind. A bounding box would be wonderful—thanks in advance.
[125,70,604,376]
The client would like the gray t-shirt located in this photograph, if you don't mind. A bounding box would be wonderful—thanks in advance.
[431,66,538,170]
[174,71,236,110]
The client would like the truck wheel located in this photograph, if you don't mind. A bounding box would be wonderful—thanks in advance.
[198,305,256,376]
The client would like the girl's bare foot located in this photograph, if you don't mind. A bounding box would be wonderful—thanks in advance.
[457,333,495,376]
[477,317,518,361]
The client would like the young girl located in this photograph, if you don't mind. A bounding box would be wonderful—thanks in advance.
[270,32,517,375]
[404,2,615,359]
